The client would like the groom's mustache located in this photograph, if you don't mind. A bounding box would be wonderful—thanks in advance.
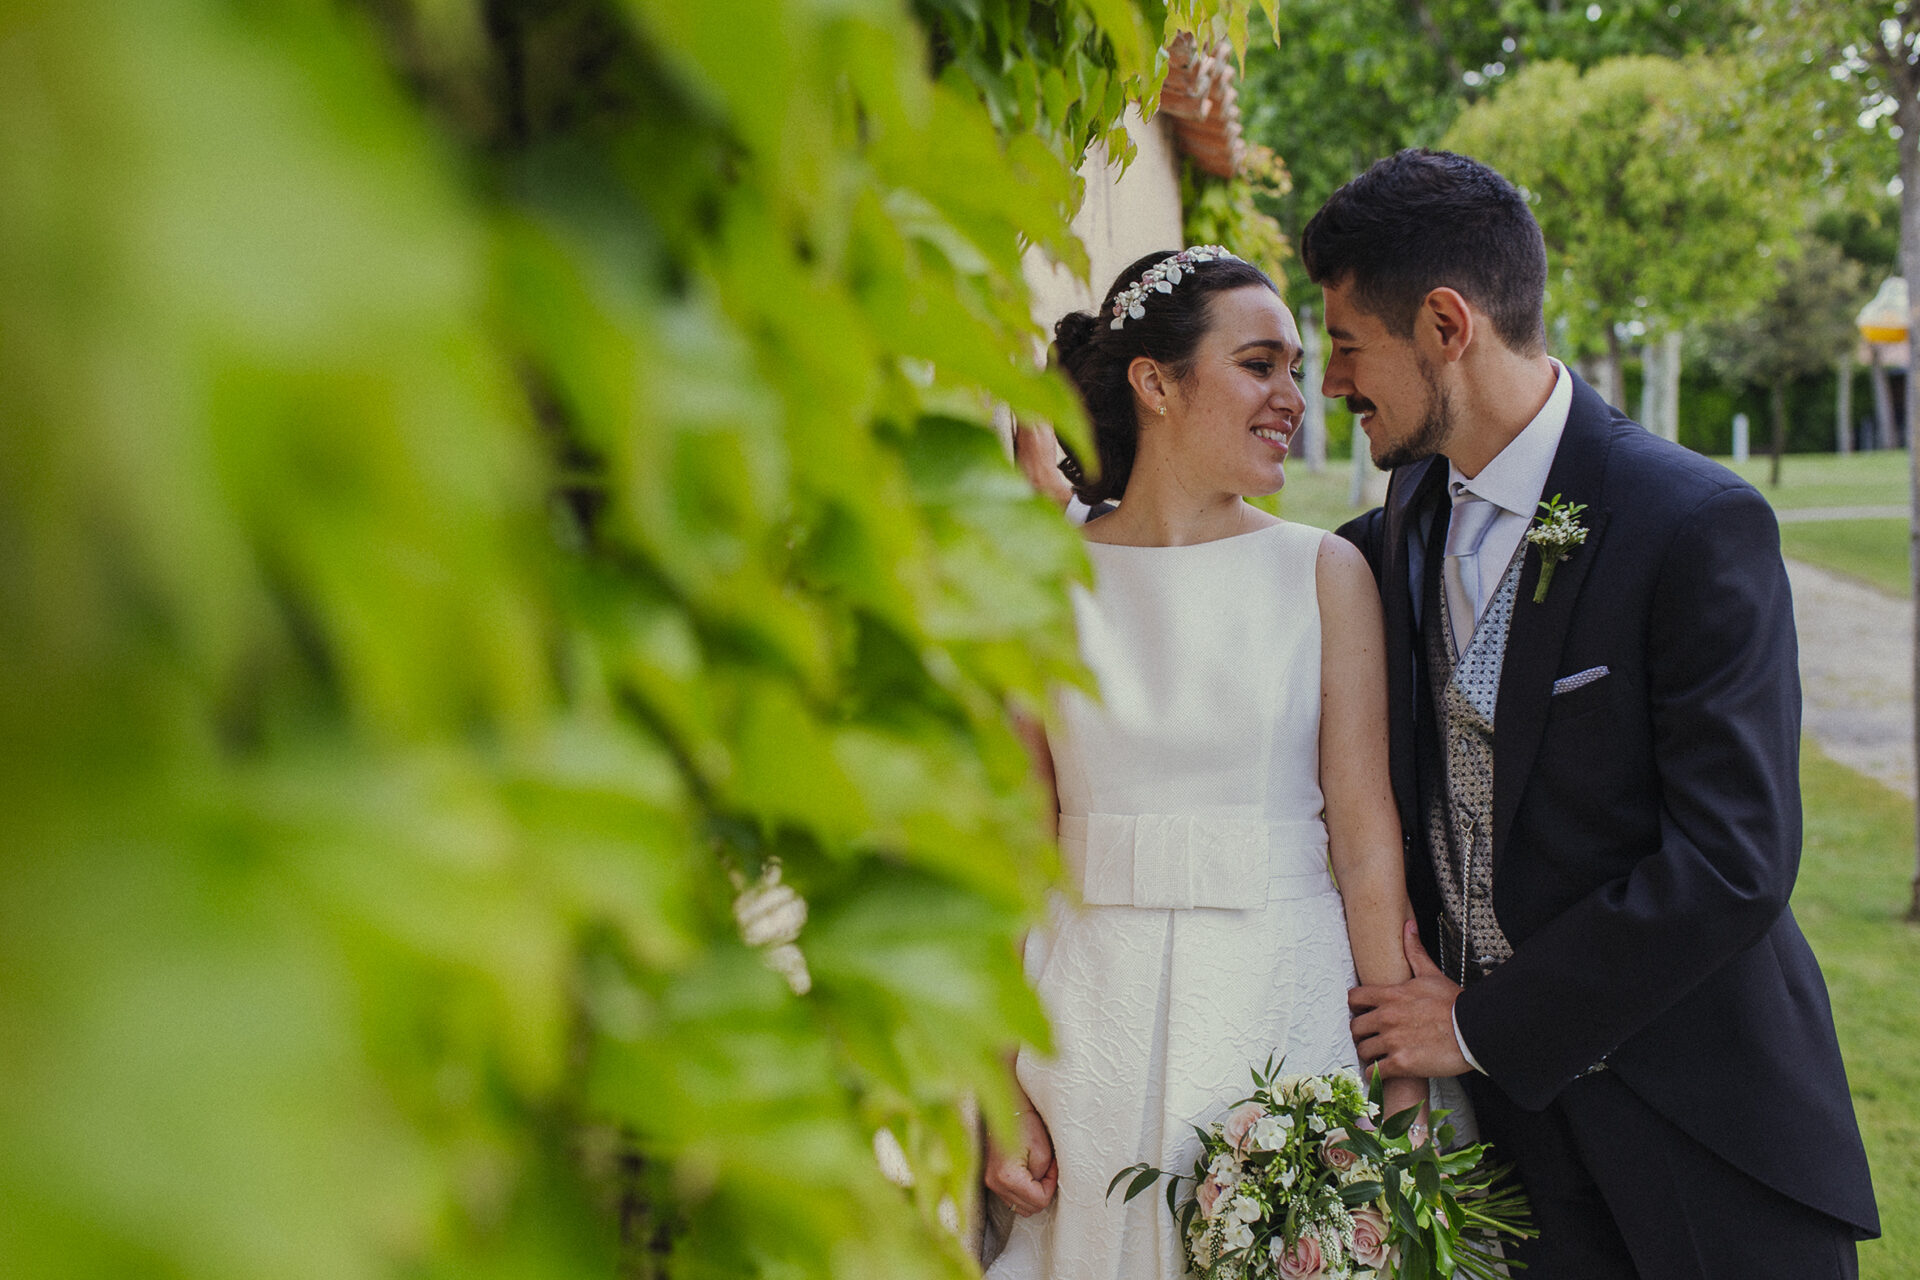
[1346,396,1376,416]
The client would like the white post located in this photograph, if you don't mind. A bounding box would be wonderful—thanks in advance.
[1837,355,1855,456]
[1872,346,1895,450]
[1300,304,1326,474]
[1639,341,1660,432]
[1732,412,1750,464]
[1661,330,1683,442]
[1350,412,1369,507]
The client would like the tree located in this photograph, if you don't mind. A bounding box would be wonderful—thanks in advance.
[1235,5,1756,471]
[1442,54,1806,403]
[0,1,1268,1276]
[1239,0,1749,262]
[1697,236,1869,483]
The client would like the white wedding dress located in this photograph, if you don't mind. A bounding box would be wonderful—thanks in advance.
[988,521,1363,1280]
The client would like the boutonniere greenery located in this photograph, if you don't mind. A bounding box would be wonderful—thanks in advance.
[1525,494,1589,604]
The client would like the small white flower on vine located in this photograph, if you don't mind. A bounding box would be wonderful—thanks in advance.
[731,861,811,993]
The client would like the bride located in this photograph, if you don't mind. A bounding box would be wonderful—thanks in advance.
[985,247,1426,1279]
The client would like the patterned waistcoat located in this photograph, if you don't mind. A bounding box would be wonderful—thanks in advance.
[1422,546,1524,985]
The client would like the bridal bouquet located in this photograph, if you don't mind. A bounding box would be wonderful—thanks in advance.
[1108,1060,1532,1280]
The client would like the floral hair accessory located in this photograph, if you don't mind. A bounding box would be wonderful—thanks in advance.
[1109,244,1241,330]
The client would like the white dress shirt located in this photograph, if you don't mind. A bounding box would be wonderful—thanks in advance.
[1444,358,1573,1074]
[1445,360,1574,615]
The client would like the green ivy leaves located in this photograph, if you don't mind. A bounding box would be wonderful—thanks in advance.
[0,0,1262,1276]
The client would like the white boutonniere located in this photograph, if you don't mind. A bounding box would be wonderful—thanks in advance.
[1526,494,1589,604]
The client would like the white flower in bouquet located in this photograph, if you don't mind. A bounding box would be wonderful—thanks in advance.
[1221,1195,1262,1252]
[1207,1151,1243,1184]
[1248,1113,1292,1152]
[1188,1217,1219,1268]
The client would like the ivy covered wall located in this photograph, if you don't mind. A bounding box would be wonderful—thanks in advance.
[0,1,1272,1277]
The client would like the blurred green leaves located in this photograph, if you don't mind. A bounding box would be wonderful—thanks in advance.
[0,0,1255,1275]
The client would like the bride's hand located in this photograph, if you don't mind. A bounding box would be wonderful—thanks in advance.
[984,1095,1058,1216]
[1381,1075,1430,1144]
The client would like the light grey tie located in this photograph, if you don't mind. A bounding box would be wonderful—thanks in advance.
[1443,490,1502,657]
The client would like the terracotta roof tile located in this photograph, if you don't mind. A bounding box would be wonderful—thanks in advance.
[1158,32,1245,179]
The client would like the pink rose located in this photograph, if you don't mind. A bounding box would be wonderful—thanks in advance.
[1320,1128,1356,1172]
[1276,1233,1325,1280]
[1223,1102,1266,1155]
[1197,1174,1226,1219]
[1350,1208,1390,1269]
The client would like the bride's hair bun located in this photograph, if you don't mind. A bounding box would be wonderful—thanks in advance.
[1052,309,1104,363]
[1048,249,1278,505]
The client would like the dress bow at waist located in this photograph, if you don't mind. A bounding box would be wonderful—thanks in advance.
[1056,813,1331,910]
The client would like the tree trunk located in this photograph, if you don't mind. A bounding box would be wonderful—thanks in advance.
[1895,78,1920,922]
[1602,324,1625,409]
[1836,355,1855,455]
[1768,380,1788,488]
[1299,303,1326,474]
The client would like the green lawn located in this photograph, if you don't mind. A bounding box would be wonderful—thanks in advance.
[1273,460,1374,531]
[1721,452,1912,596]
[1724,450,1912,510]
[1278,448,1916,527]
[1275,449,1918,597]
[1780,519,1912,597]
[1796,744,1920,1280]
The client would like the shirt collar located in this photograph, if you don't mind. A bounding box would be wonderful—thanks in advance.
[1448,359,1572,515]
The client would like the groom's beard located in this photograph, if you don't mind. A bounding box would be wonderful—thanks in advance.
[1356,357,1455,471]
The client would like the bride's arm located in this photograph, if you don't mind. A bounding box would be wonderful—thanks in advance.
[983,706,1060,1214]
[1315,534,1428,1124]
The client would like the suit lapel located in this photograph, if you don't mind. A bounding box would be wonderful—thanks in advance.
[1492,374,1616,860]
[1383,457,1445,827]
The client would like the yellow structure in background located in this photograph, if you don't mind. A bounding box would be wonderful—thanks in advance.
[1859,276,1909,344]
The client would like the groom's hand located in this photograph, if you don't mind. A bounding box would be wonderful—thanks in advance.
[984,1104,1058,1217]
[1347,921,1471,1079]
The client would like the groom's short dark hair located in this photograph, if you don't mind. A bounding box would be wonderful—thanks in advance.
[1300,149,1548,356]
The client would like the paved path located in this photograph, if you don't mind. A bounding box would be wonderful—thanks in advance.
[1787,558,1915,797]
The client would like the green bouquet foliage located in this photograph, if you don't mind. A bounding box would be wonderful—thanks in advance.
[1110,1061,1533,1280]
[0,0,1271,1276]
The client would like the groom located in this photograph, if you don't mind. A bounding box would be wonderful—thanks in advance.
[1316,150,1878,1277]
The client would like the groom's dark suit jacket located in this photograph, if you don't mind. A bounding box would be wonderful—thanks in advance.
[1338,373,1877,1236]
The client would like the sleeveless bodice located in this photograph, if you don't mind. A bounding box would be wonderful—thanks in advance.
[1050,521,1331,909]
